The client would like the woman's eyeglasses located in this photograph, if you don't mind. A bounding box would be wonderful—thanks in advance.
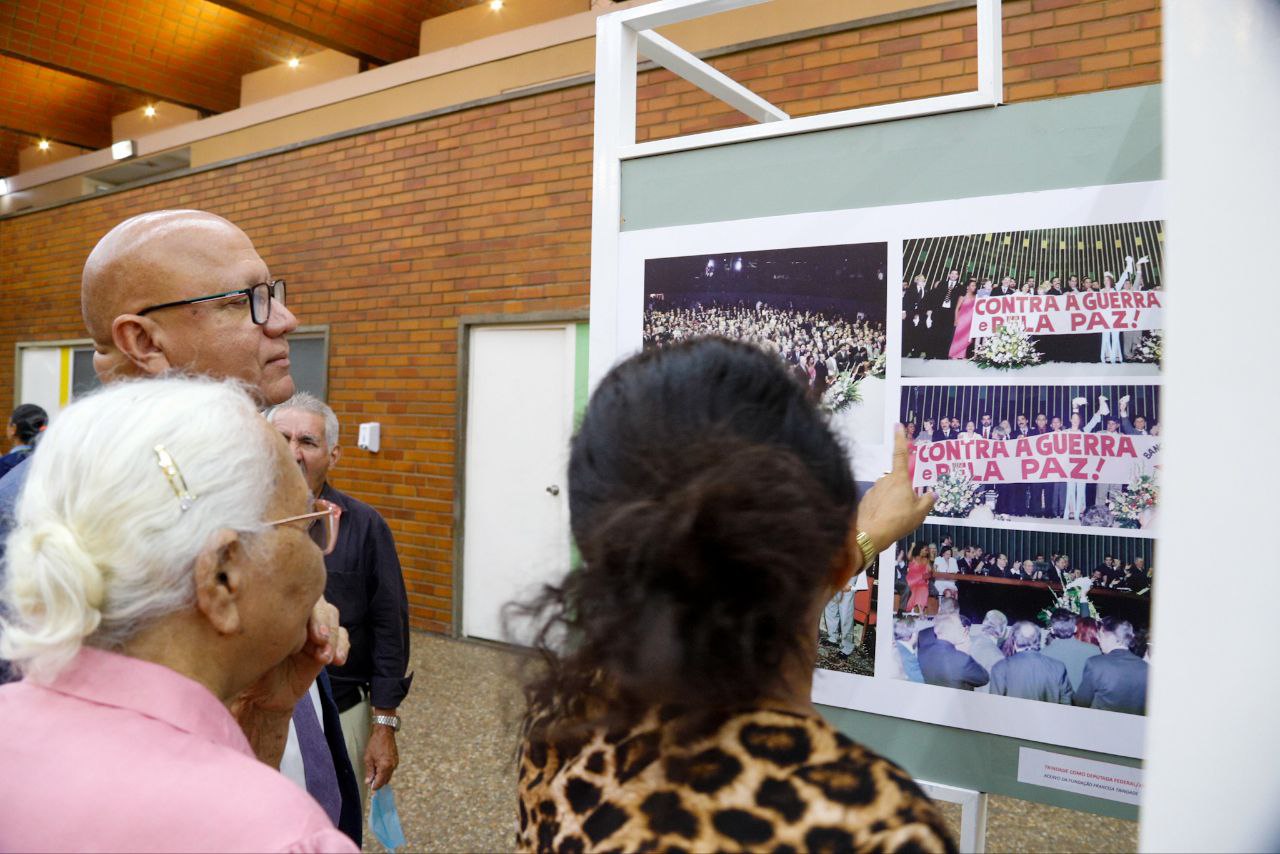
[266,498,341,555]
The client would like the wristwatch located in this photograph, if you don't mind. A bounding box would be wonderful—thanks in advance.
[371,714,401,732]
[854,530,878,571]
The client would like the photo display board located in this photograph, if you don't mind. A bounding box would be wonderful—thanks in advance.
[617,181,1163,760]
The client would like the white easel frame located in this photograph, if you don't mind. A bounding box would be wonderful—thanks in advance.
[919,781,990,853]
[587,5,1002,845]
[588,0,1003,388]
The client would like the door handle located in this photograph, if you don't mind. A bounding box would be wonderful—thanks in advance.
[545,485,560,496]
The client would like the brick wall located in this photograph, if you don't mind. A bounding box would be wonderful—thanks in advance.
[0,0,1161,633]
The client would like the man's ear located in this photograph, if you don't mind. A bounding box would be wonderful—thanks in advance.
[328,443,341,471]
[112,315,173,375]
[193,529,246,637]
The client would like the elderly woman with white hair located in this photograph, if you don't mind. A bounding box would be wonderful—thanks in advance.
[0,377,358,852]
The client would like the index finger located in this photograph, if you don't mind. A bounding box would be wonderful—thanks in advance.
[890,424,912,476]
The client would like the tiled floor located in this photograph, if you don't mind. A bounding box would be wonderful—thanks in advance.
[372,632,1138,852]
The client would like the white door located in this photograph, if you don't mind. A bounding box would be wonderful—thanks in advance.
[462,324,576,644]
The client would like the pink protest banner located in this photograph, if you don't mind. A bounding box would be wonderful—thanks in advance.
[969,290,1164,338]
[910,433,1161,487]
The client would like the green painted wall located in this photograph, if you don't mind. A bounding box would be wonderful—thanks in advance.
[622,86,1160,231]
[618,86,1161,819]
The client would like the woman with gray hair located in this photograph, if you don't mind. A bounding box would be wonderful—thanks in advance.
[0,377,357,852]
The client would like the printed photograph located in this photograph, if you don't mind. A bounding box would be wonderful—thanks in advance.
[882,524,1153,717]
[814,482,878,677]
[901,383,1161,531]
[644,243,888,447]
[900,221,1164,377]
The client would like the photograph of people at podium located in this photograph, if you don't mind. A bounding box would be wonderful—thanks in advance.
[881,524,1152,716]
[900,220,1164,378]
[643,243,888,448]
[901,383,1161,531]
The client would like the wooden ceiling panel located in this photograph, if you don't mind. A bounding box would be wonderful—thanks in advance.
[208,0,480,65]
[0,0,328,113]
[0,0,485,177]
[0,55,150,151]
[0,128,35,177]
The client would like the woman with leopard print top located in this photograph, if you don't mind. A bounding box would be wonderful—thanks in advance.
[512,337,953,853]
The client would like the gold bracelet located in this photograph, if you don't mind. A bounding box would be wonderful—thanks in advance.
[855,530,878,571]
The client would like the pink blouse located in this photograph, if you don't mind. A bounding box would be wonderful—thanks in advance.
[0,647,357,853]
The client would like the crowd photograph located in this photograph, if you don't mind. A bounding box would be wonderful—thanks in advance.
[900,383,1161,530]
[643,243,888,443]
[900,220,1164,378]
[883,525,1153,717]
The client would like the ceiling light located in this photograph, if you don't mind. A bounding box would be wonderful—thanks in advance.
[489,0,503,9]
[144,104,156,118]
[37,139,50,151]
[288,57,300,69]
[112,140,135,161]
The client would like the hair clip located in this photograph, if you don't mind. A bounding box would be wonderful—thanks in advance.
[154,444,198,512]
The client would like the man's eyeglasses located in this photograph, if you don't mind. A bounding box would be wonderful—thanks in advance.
[137,280,286,326]
[267,498,341,555]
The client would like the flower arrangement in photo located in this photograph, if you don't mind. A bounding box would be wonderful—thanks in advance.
[869,352,887,379]
[821,371,863,414]
[972,321,1042,370]
[930,468,981,517]
[1107,471,1159,529]
[1038,568,1101,625]
[1130,330,1163,364]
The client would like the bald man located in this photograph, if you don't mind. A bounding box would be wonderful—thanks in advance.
[0,211,362,843]
[1,210,298,549]
[82,209,297,402]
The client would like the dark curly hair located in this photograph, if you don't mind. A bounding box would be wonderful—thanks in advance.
[9,404,47,445]
[510,337,859,733]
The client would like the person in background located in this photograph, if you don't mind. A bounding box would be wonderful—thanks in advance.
[0,405,47,480]
[905,542,933,615]
[267,393,413,808]
[914,596,957,656]
[891,616,925,683]
[1074,616,1102,648]
[988,622,1073,704]
[919,615,989,692]
[1074,618,1150,715]
[932,545,959,601]
[822,581,858,662]
[968,611,1008,694]
[933,545,959,576]
[1063,396,1106,520]
[894,547,910,613]
[513,338,952,852]
[0,377,356,852]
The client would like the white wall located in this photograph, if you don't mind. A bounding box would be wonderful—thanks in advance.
[1141,2,1280,850]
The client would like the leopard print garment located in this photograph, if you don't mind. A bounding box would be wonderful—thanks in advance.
[517,706,955,853]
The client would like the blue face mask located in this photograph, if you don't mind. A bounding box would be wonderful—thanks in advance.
[370,785,407,851]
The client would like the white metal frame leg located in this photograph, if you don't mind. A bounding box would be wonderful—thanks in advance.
[918,780,989,853]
